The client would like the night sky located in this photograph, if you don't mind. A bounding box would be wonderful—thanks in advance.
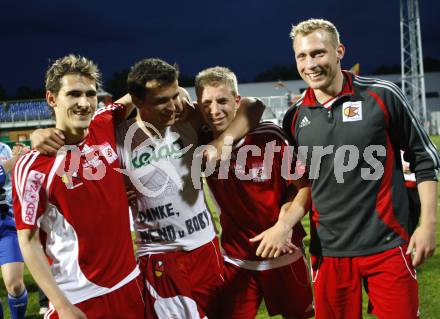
[1,0,439,96]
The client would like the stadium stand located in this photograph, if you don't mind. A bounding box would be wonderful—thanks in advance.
[0,100,51,122]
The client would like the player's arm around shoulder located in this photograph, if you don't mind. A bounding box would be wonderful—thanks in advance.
[114,93,137,119]
[203,97,266,164]
[222,96,265,141]
[30,128,66,156]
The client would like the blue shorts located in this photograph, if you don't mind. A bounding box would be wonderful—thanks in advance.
[0,225,24,265]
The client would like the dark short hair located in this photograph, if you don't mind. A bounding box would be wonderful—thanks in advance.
[127,58,179,100]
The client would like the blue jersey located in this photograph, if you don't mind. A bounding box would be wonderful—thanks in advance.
[0,142,15,228]
[0,146,24,266]
[0,164,5,186]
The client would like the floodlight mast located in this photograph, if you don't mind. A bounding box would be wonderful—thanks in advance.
[400,0,428,131]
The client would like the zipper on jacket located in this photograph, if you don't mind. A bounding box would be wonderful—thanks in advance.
[327,108,333,121]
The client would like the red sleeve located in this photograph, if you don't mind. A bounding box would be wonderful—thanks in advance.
[12,152,48,230]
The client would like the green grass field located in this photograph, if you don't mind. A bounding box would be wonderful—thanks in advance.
[1,137,440,318]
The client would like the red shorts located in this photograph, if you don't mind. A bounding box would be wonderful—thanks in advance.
[139,239,224,319]
[45,276,145,318]
[311,245,419,319]
[222,257,314,319]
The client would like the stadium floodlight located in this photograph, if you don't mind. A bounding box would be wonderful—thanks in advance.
[400,0,428,131]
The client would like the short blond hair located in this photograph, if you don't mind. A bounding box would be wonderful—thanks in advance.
[195,66,238,99]
[45,54,101,94]
[290,18,340,48]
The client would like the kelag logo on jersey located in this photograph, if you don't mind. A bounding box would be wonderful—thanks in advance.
[116,121,193,198]
[131,138,185,169]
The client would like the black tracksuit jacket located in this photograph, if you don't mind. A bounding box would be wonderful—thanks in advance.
[283,71,439,256]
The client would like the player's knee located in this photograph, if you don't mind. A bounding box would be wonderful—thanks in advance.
[5,279,25,296]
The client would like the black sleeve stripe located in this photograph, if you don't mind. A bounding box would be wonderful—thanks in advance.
[353,76,440,169]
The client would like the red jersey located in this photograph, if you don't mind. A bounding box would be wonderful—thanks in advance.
[207,122,306,263]
[12,104,139,304]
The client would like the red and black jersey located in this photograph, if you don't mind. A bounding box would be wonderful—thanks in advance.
[282,71,439,257]
[207,122,306,261]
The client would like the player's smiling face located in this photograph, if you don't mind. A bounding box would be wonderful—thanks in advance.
[47,74,97,134]
[136,80,179,132]
[293,29,344,96]
[198,84,240,136]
